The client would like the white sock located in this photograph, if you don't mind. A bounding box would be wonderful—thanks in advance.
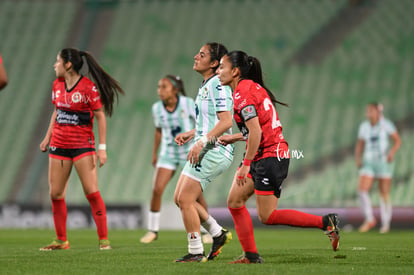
[201,215,222,238]
[379,198,392,227]
[200,226,208,234]
[148,211,160,232]
[188,232,203,255]
[359,191,374,222]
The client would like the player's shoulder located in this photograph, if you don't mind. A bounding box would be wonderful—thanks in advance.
[380,117,396,130]
[180,95,195,105]
[79,76,96,89]
[152,100,163,110]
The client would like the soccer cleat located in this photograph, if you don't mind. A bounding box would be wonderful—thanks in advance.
[323,213,340,251]
[99,239,112,250]
[229,252,264,264]
[359,219,377,233]
[207,228,232,260]
[39,239,70,251]
[379,224,390,234]
[140,231,158,244]
[175,253,207,263]
[202,232,213,244]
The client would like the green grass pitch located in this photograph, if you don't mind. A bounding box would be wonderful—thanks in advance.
[1,229,413,274]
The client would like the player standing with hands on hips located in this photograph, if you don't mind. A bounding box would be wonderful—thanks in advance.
[217,51,340,264]
[39,48,124,250]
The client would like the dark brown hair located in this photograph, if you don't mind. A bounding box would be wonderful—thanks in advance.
[165,75,186,96]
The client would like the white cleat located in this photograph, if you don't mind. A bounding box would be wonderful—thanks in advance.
[140,231,158,243]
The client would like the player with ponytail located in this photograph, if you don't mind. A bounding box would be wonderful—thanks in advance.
[39,48,124,250]
[217,50,340,263]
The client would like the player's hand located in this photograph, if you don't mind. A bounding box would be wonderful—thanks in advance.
[218,135,235,146]
[97,149,107,167]
[39,138,50,152]
[175,131,194,146]
[152,154,157,167]
[236,165,250,186]
[187,141,203,166]
[387,151,395,163]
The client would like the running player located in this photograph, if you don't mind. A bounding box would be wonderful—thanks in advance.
[140,75,211,243]
[355,103,401,233]
[217,51,340,264]
[173,43,233,262]
[39,48,124,250]
[0,53,8,90]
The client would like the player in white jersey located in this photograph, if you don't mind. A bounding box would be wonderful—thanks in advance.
[141,75,211,243]
[355,103,401,233]
[173,43,233,262]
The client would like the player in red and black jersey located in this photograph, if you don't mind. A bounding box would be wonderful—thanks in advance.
[217,51,340,263]
[39,48,124,251]
[0,53,8,90]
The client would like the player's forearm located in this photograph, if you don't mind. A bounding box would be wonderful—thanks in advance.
[153,129,161,155]
[355,140,364,161]
[245,129,261,160]
[95,111,107,146]
[206,111,232,142]
[44,109,57,140]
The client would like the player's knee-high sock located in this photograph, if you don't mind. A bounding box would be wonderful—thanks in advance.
[201,215,222,237]
[265,209,323,228]
[86,191,108,240]
[359,191,374,222]
[379,198,392,227]
[229,206,257,254]
[148,211,160,232]
[52,198,67,241]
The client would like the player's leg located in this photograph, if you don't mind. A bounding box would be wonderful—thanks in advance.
[40,156,72,251]
[196,193,213,244]
[358,175,376,232]
[141,167,175,243]
[175,174,207,262]
[378,177,392,233]
[74,153,110,250]
[227,173,262,264]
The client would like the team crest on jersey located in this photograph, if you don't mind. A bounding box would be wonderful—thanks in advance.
[201,87,209,100]
[180,110,186,119]
[71,91,82,103]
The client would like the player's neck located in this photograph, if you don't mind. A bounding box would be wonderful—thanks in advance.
[164,96,178,111]
[65,73,82,91]
[201,71,215,81]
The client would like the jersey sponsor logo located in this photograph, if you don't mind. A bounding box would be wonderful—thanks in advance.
[56,108,91,126]
[240,105,257,121]
[71,91,82,103]
[215,84,222,91]
[261,178,269,185]
[234,93,241,100]
[237,98,247,109]
[92,85,98,93]
[55,90,61,99]
[57,102,71,108]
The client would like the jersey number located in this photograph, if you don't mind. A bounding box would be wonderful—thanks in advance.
[263,98,281,129]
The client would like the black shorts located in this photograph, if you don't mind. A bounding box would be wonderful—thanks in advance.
[49,147,95,161]
[249,157,289,198]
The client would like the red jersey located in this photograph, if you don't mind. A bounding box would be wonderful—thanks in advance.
[50,76,103,149]
[0,54,3,63]
[233,79,289,161]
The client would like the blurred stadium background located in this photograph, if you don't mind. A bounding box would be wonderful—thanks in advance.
[0,0,413,229]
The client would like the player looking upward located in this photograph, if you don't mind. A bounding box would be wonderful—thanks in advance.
[39,48,124,250]
[173,43,233,262]
[217,50,340,264]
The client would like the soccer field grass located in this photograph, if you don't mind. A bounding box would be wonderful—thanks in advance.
[1,229,413,275]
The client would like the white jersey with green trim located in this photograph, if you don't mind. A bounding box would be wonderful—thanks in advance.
[194,75,234,160]
[152,96,195,160]
[358,118,396,162]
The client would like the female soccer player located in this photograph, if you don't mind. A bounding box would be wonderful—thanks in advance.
[217,51,340,264]
[355,103,401,233]
[39,48,124,250]
[173,43,233,262]
[0,53,8,90]
[140,75,211,243]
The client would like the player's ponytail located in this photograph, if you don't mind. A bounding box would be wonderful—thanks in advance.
[59,48,125,117]
[165,75,186,96]
[226,50,288,107]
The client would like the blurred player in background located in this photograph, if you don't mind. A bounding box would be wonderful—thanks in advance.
[217,51,340,264]
[140,75,211,244]
[39,48,124,250]
[173,43,233,262]
[355,103,401,233]
[0,52,8,90]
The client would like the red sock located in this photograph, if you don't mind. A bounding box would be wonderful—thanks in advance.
[86,191,108,240]
[266,209,323,228]
[229,206,257,254]
[52,198,67,241]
